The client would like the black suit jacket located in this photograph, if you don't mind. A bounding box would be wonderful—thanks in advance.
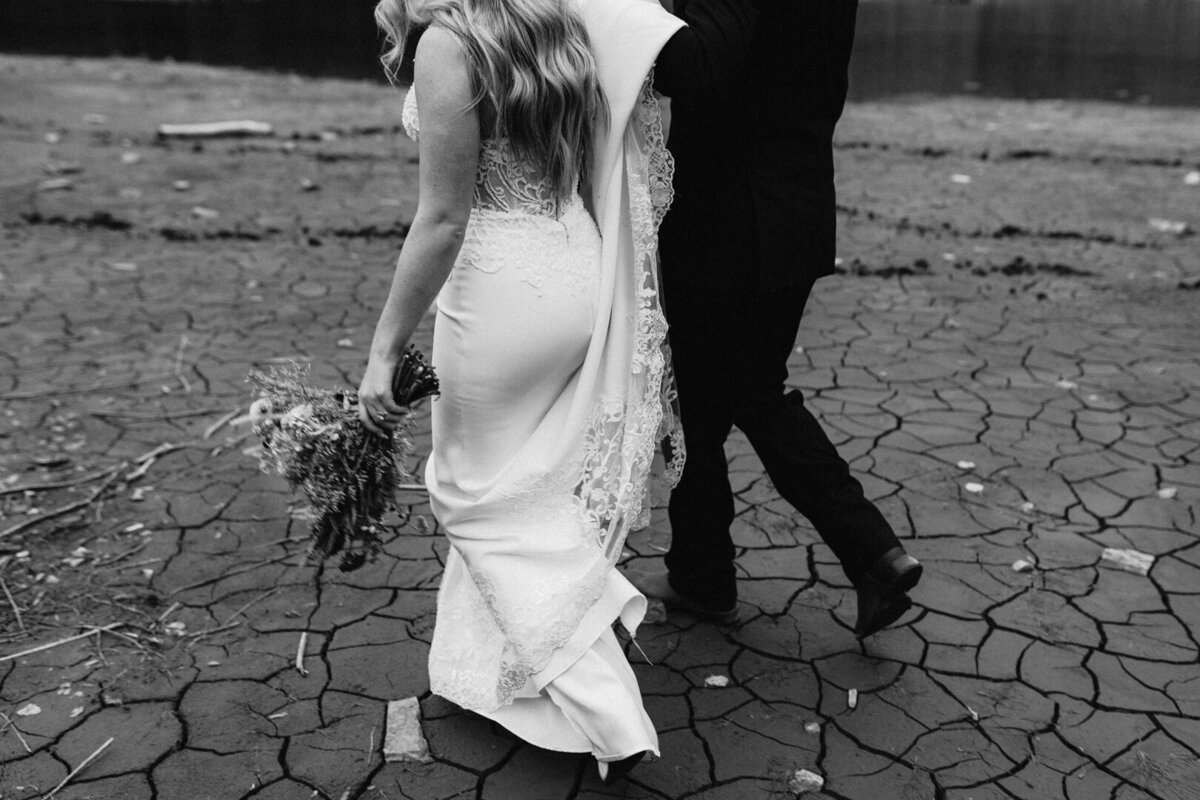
[655,0,859,289]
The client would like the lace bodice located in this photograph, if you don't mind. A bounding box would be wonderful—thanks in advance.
[402,88,568,218]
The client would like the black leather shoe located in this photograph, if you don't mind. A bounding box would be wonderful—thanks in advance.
[600,751,647,785]
[628,570,739,625]
[854,547,922,640]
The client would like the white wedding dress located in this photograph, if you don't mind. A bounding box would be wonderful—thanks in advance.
[404,89,669,764]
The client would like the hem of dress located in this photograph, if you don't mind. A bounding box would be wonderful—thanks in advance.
[530,567,647,694]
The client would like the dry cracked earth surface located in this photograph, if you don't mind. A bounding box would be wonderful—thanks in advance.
[0,55,1198,800]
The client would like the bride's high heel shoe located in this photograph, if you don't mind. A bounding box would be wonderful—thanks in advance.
[597,751,647,785]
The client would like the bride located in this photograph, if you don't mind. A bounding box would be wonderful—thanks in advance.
[357,0,687,782]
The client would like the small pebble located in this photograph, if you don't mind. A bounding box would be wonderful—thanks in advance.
[956,460,976,469]
[847,688,858,709]
[788,769,825,794]
[704,675,731,688]
[964,482,984,493]
[1156,487,1178,499]
[1012,559,1035,573]
[951,173,972,184]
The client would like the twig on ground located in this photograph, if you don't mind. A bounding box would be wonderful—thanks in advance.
[295,631,309,676]
[203,407,242,440]
[367,724,376,759]
[223,587,281,625]
[395,483,429,493]
[125,443,186,482]
[88,406,228,421]
[0,624,122,663]
[0,467,126,541]
[182,621,240,641]
[173,334,189,377]
[0,470,115,498]
[91,540,149,568]
[1,374,175,401]
[41,736,115,799]
[0,710,33,754]
[103,556,165,572]
[1,575,26,635]
[156,601,181,624]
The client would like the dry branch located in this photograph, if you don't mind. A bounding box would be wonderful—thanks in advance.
[0,710,32,754]
[1,576,26,635]
[0,467,126,541]
[0,623,122,663]
[41,736,114,799]
[203,407,242,439]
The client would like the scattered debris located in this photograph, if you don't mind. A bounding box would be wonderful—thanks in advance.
[964,482,985,494]
[1156,487,1178,500]
[43,160,83,176]
[967,707,980,722]
[847,688,858,709]
[37,178,74,192]
[1148,217,1192,236]
[157,120,274,139]
[15,703,41,717]
[787,769,825,795]
[1100,548,1154,577]
[295,631,309,676]
[704,675,731,688]
[384,697,431,763]
[1012,559,1036,573]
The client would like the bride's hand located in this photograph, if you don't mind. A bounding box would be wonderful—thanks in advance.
[357,354,407,436]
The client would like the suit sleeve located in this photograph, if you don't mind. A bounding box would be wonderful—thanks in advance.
[652,0,760,103]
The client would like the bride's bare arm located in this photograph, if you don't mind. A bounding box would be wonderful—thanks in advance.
[358,28,480,434]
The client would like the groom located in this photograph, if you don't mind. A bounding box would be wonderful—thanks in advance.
[647,0,922,639]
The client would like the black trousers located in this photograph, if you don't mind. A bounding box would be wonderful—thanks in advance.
[660,270,900,609]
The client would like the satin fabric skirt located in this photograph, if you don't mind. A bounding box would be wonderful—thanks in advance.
[424,200,659,762]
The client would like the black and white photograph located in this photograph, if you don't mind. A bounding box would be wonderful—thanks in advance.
[1,1,1197,798]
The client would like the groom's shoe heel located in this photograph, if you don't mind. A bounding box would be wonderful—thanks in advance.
[854,548,922,640]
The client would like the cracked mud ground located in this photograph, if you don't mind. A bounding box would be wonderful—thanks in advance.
[1,56,1198,800]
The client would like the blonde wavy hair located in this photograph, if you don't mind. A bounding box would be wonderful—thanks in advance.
[376,0,606,201]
